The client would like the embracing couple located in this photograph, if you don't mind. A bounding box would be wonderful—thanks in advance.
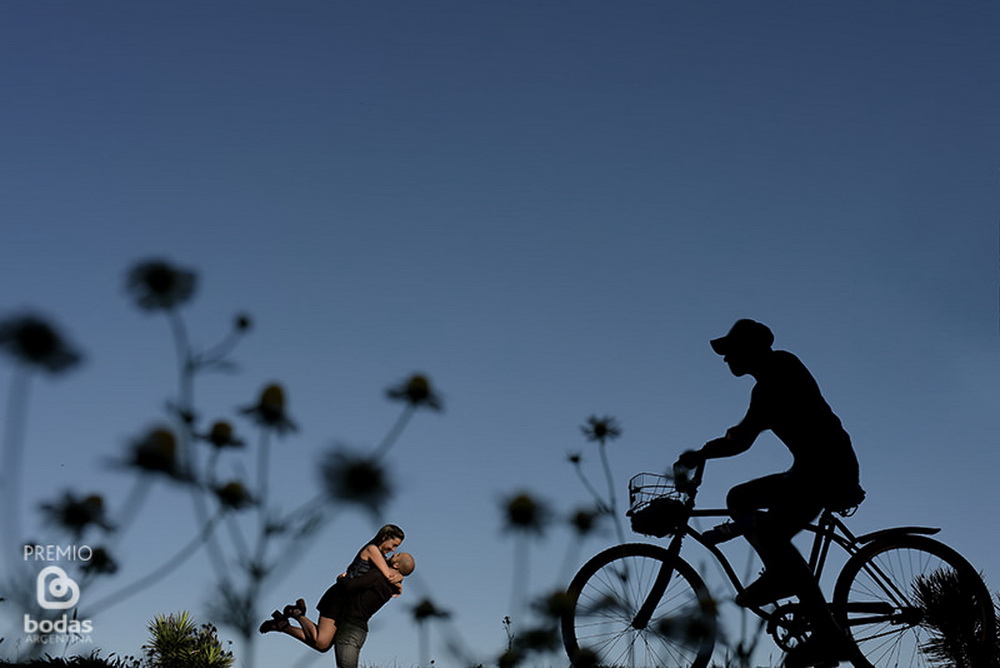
[260,524,414,668]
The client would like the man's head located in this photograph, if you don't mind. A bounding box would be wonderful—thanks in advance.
[711,319,773,377]
[390,552,415,577]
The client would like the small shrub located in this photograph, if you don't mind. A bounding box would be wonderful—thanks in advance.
[142,611,234,668]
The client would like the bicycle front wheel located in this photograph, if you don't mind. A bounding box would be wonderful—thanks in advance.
[833,534,996,668]
[561,543,716,668]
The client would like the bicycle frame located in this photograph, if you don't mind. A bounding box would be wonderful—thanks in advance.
[632,463,942,629]
[680,508,860,605]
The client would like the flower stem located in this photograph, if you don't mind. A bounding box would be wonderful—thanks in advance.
[167,309,229,581]
[253,428,274,574]
[371,404,416,462]
[598,441,626,544]
[509,533,530,616]
[570,461,609,514]
[107,476,153,549]
[167,310,195,474]
[1,368,31,580]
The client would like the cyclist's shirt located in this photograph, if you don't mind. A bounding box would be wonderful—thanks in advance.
[726,350,860,485]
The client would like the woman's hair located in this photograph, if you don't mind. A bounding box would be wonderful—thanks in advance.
[372,524,405,545]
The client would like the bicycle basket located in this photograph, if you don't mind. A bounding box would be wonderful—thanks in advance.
[626,472,688,538]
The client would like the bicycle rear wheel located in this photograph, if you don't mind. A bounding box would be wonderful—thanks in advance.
[561,543,716,668]
[833,534,996,668]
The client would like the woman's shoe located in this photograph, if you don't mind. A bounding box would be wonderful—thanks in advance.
[282,598,307,618]
[258,610,289,634]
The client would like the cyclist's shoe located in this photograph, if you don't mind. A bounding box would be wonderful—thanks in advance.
[782,634,854,667]
[735,571,797,608]
[702,521,743,545]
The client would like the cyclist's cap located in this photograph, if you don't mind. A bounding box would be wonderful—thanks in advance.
[710,319,774,356]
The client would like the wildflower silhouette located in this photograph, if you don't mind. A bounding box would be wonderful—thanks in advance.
[81,547,118,576]
[125,259,197,312]
[502,491,552,621]
[579,415,621,445]
[320,448,392,516]
[567,508,600,537]
[200,420,246,449]
[125,426,183,480]
[239,383,297,435]
[39,491,113,539]
[412,598,452,667]
[533,590,575,621]
[502,492,551,536]
[0,312,84,584]
[0,313,83,374]
[239,383,295,552]
[372,373,443,461]
[574,415,626,542]
[214,481,254,511]
[386,373,444,411]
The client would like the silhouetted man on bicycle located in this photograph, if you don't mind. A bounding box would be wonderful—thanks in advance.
[678,319,865,667]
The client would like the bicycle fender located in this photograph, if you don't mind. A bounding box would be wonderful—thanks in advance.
[856,526,940,543]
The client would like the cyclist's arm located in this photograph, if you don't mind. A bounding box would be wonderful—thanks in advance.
[702,430,755,459]
[678,431,752,467]
[687,390,765,463]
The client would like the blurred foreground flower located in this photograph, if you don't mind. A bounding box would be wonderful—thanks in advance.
[386,373,443,411]
[40,492,112,538]
[0,313,83,374]
[320,449,392,514]
[124,426,183,480]
[514,625,560,653]
[502,491,551,536]
[412,598,451,622]
[239,383,296,435]
[81,546,119,575]
[580,415,622,445]
[214,480,254,511]
[199,421,245,449]
[533,590,576,621]
[233,313,252,332]
[568,507,602,536]
[125,258,197,311]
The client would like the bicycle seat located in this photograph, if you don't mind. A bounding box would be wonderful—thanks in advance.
[826,482,866,515]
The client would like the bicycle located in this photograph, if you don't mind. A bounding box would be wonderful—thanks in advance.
[561,460,995,667]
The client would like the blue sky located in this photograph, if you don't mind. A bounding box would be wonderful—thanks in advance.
[2,2,998,666]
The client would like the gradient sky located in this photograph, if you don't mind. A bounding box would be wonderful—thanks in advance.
[2,2,999,666]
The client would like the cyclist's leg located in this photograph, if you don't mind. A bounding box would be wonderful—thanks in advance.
[742,478,855,664]
[744,473,820,553]
[726,472,787,521]
[739,505,820,607]
[705,472,787,545]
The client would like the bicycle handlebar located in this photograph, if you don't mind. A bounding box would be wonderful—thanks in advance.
[671,458,705,496]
